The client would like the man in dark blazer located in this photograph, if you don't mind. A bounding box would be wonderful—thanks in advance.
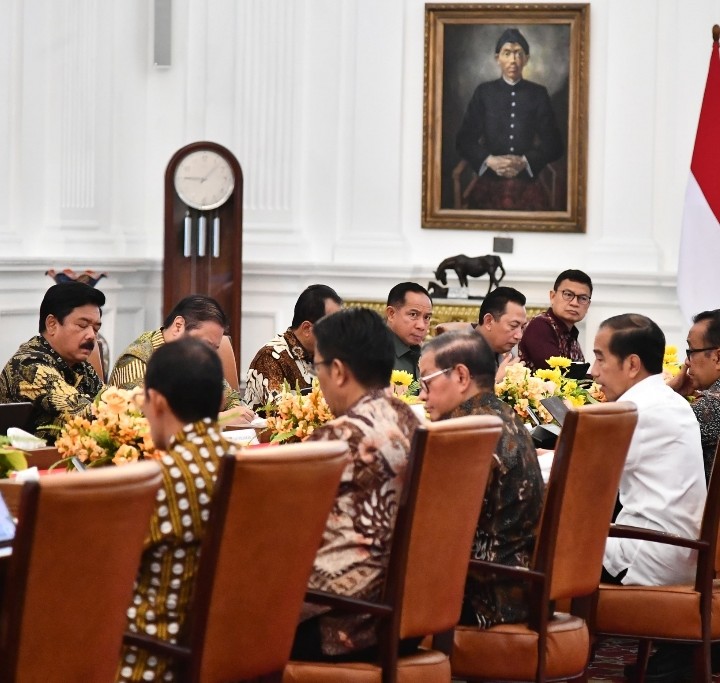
[456,28,563,211]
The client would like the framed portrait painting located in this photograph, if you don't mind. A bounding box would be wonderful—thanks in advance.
[422,4,589,232]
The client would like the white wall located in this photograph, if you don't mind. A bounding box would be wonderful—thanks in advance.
[0,0,717,375]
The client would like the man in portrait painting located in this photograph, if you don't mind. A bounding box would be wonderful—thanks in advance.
[455,27,563,211]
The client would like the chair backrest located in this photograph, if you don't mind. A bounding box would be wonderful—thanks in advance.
[387,415,502,639]
[187,440,348,683]
[0,461,163,681]
[533,401,638,602]
[700,439,720,587]
[218,334,240,391]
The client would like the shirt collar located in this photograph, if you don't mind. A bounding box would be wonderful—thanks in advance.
[169,416,219,448]
[285,328,313,362]
[546,308,580,339]
[392,332,419,358]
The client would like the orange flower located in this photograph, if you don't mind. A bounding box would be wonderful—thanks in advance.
[55,387,160,468]
[264,379,334,443]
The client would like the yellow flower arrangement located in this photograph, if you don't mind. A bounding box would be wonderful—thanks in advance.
[55,386,159,467]
[264,378,334,443]
[495,357,604,423]
[390,369,422,405]
[663,345,683,380]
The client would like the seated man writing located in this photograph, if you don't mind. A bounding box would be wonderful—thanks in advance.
[116,337,238,682]
[0,282,105,442]
[109,294,253,423]
[291,307,420,660]
[419,330,544,627]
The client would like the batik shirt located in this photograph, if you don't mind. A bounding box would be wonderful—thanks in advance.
[443,392,544,628]
[691,378,720,484]
[0,335,103,442]
[117,419,236,682]
[304,390,419,655]
[518,308,584,372]
[243,328,314,411]
[109,329,242,411]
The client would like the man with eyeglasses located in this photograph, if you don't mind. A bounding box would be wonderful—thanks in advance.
[668,309,720,483]
[291,307,420,661]
[418,330,543,629]
[385,282,433,380]
[519,269,593,371]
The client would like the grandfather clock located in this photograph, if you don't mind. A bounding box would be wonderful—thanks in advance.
[163,141,243,364]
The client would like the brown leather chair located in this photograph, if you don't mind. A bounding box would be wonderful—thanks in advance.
[282,414,503,683]
[450,402,638,683]
[592,440,720,681]
[124,440,348,683]
[219,334,240,391]
[0,461,163,681]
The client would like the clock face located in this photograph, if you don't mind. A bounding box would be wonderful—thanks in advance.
[174,150,235,210]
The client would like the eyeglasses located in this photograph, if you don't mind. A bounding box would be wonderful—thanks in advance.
[686,346,719,359]
[419,367,452,393]
[312,359,333,372]
[560,289,591,305]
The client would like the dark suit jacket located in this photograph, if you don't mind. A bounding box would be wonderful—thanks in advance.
[456,78,563,176]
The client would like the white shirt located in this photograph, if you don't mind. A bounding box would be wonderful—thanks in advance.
[603,374,706,585]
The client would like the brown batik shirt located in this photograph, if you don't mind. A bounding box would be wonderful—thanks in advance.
[304,389,420,655]
[243,328,315,411]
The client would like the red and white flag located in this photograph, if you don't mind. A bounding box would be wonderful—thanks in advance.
[677,26,720,322]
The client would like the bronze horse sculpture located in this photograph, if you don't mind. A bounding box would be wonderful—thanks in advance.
[434,254,506,296]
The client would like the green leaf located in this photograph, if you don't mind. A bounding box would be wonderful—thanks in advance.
[0,449,28,478]
[271,431,296,443]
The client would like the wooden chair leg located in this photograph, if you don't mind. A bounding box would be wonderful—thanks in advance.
[693,641,712,682]
[634,639,652,683]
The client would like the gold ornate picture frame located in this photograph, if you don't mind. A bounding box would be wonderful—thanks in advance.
[422,3,589,232]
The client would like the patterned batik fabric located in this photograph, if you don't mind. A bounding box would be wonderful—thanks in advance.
[690,378,720,484]
[303,390,420,656]
[109,328,242,410]
[243,328,315,411]
[116,418,236,683]
[0,335,103,442]
[443,392,545,628]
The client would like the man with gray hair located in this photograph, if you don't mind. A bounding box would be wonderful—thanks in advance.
[418,330,544,628]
